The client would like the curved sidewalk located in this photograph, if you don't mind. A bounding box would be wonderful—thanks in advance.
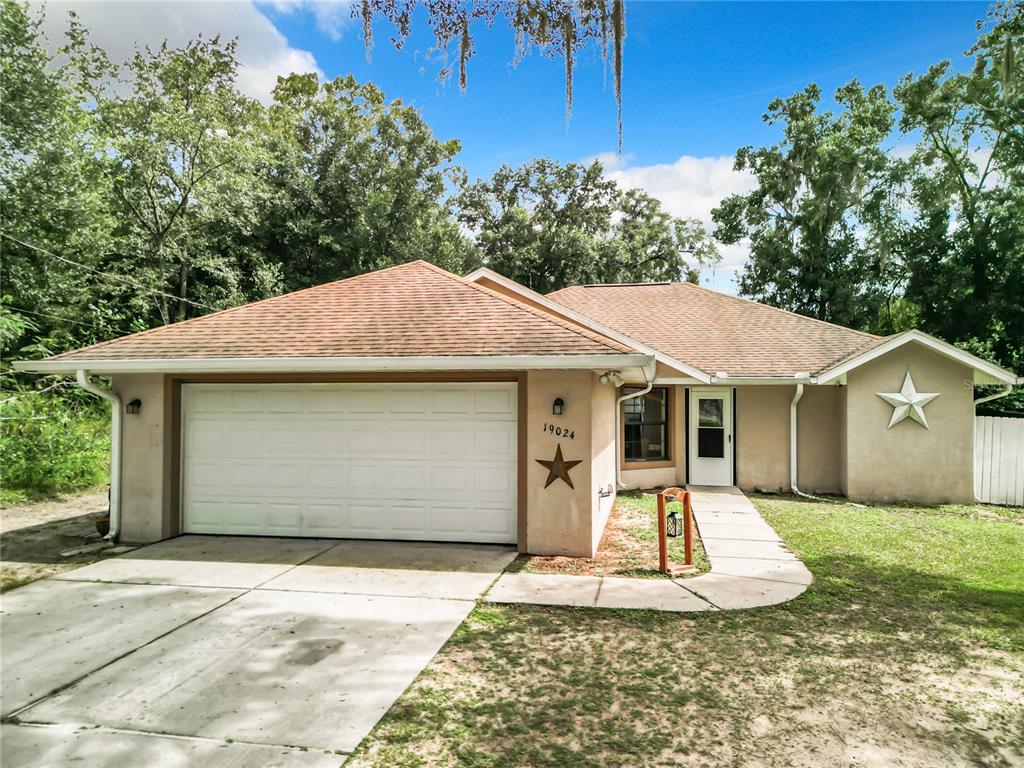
[484,486,811,612]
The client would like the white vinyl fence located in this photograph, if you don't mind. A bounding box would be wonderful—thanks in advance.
[975,416,1024,506]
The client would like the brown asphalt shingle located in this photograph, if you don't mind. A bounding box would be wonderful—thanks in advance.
[50,261,634,361]
[548,282,882,377]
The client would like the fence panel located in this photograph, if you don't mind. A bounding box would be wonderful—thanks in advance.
[975,416,1024,506]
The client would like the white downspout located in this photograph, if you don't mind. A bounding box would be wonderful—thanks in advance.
[75,370,122,542]
[974,383,1013,407]
[789,381,829,502]
[614,360,656,489]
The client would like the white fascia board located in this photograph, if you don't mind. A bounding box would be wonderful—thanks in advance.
[465,267,712,383]
[708,376,819,385]
[816,330,1018,386]
[13,353,655,375]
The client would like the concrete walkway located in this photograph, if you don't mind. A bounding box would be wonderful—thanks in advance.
[486,486,811,612]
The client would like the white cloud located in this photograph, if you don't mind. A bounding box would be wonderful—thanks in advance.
[596,154,758,293]
[269,1,355,42]
[33,0,322,102]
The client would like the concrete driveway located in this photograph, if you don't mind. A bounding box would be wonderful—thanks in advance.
[0,536,516,767]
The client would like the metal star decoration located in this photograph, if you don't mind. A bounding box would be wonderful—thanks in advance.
[876,372,940,429]
[535,443,583,489]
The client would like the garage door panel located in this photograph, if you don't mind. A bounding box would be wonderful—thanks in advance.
[474,505,516,537]
[474,387,514,414]
[182,383,517,543]
[228,389,262,413]
[348,504,386,533]
[305,464,345,490]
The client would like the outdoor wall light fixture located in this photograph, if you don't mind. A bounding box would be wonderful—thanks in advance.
[552,397,565,416]
[126,398,142,415]
[599,371,624,387]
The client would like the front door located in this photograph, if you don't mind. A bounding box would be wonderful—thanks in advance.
[688,388,733,486]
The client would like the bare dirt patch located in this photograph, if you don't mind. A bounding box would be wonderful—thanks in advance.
[507,492,709,578]
[0,487,119,591]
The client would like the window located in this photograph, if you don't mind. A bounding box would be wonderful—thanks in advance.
[623,387,670,463]
[696,396,726,458]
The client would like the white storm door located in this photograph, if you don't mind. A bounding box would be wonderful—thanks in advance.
[688,388,733,486]
[181,382,518,543]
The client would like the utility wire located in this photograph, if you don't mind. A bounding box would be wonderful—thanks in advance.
[0,232,218,312]
[3,304,107,330]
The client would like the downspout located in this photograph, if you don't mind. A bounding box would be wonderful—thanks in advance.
[789,381,828,502]
[974,383,1013,408]
[75,370,121,542]
[614,359,656,489]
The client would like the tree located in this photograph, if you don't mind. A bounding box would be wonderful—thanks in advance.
[712,81,902,329]
[455,158,718,293]
[895,0,1024,375]
[76,32,275,324]
[355,0,628,150]
[261,73,476,291]
[1,1,120,358]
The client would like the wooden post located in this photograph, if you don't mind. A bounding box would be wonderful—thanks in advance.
[657,491,668,573]
[657,486,695,575]
[683,490,693,568]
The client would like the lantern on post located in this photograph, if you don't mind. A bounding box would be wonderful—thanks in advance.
[666,508,682,538]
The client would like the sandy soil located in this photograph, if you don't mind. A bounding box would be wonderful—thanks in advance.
[0,488,118,591]
[510,494,709,578]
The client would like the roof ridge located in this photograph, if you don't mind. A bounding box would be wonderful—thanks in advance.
[678,281,881,340]
[439,268,633,354]
[557,281,879,341]
[49,261,439,361]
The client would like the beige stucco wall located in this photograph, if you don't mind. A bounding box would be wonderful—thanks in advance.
[735,385,844,494]
[110,369,617,556]
[845,343,974,503]
[590,376,617,553]
[619,384,687,490]
[524,370,614,557]
[111,373,168,543]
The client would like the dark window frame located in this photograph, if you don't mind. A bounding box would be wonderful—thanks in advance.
[621,386,672,466]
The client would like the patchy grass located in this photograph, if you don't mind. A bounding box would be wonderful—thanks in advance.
[507,492,709,579]
[0,487,116,591]
[350,495,1024,768]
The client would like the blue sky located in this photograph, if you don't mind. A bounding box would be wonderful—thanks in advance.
[40,1,989,290]
[263,1,987,178]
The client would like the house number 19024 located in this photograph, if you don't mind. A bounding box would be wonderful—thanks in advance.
[542,422,575,439]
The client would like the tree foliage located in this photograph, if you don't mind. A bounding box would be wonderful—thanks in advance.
[712,0,1022,412]
[355,0,628,150]
[455,158,718,293]
[712,81,902,329]
[262,73,476,290]
[895,0,1024,375]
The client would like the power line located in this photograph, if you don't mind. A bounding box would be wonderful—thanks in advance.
[3,304,107,330]
[0,232,218,312]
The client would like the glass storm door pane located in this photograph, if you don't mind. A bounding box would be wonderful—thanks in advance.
[697,397,725,458]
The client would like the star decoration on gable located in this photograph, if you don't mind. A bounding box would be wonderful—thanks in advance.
[535,444,583,489]
[876,372,940,429]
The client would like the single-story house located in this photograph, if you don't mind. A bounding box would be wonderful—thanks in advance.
[17,261,1020,557]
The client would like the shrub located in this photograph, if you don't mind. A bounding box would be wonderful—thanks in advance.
[0,389,110,498]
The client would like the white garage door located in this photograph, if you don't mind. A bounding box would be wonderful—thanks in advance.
[181,382,518,543]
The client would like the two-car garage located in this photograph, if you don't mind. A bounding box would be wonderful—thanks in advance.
[180,382,519,544]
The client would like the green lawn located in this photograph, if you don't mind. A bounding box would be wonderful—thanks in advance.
[350,496,1024,768]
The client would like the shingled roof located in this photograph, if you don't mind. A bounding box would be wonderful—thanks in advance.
[46,261,634,363]
[547,282,882,377]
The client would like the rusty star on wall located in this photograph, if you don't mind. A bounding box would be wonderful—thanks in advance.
[535,443,583,489]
